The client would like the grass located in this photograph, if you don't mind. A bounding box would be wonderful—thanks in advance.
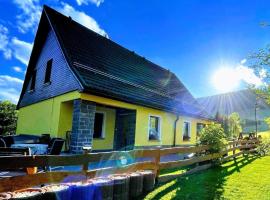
[258,130,270,139]
[143,155,270,200]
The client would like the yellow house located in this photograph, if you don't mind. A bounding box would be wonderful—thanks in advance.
[16,6,212,153]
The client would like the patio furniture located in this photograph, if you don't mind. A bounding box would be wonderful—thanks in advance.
[65,131,71,152]
[2,136,13,147]
[47,138,64,155]
[0,147,30,156]
[11,143,48,155]
[0,139,6,148]
[40,134,51,144]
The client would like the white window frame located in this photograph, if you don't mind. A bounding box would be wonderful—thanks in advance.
[148,115,162,141]
[182,121,191,141]
[93,111,106,139]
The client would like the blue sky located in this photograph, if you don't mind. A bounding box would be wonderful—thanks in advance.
[0,0,269,103]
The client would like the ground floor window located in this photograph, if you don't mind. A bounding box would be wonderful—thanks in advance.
[149,116,161,140]
[93,112,105,138]
[196,123,205,137]
[183,121,191,141]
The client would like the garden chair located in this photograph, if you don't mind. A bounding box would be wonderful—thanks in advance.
[44,138,65,172]
[47,138,65,155]
[0,138,6,148]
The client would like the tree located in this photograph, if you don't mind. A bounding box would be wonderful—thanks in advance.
[0,101,18,135]
[228,112,242,139]
[247,47,270,103]
[199,123,227,153]
[265,117,270,129]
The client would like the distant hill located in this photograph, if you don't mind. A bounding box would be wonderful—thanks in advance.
[197,90,270,133]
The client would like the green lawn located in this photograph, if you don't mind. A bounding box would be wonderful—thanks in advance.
[144,155,270,200]
[258,130,270,139]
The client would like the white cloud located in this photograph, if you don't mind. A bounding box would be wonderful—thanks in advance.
[13,66,24,73]
[0,24,12,59]
[76,0,104,7]
[236,65,263,86]
[13,0,42,33]
[10,37,33,65]
[211,61,264,93]
[0,75,23,103]
[240,58,247,65]
[0,75,24,86]
[0,23,32,65]
[58,2,108,37]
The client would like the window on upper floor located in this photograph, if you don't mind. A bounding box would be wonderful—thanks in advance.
[30,70,37,91]
[44,59,53,84]
[148,116,161,140]
[93,112,105,139]
[183,121,191,141]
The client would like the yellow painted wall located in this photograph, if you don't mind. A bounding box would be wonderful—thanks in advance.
[16,99,54,136]
[92,106,116,150]
[175,117,210,145]
[16,91,80,138]
[17,91,212,150]
[80,93,212,147]
[58,101,73,139]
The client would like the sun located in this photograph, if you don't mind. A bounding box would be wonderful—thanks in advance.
[211,68,240,93]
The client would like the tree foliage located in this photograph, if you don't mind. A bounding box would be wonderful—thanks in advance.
[247,47,270,104]
[0,100,18,135]
[215,112,242,139]
[228,112,242,139]
[265,117,270,128]
[199,123,227,153]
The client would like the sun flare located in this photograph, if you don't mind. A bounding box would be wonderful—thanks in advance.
[211,68,240,93]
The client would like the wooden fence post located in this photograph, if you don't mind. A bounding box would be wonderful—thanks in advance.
[154,147,161,180]
[82,151,89,171]
[233,139,236,156]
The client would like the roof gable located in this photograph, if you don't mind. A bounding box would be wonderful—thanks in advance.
[17,10,82,108]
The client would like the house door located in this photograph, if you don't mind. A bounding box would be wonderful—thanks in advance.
[114,109,136,151]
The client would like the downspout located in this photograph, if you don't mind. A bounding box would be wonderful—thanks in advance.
[173,115,180,147]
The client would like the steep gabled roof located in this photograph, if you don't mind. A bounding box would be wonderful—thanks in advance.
[18,5,212,120]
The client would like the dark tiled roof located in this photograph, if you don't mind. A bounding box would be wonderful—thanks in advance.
[43,6,211,119]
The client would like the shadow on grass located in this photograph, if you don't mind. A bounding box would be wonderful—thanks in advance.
[142,154,260,200]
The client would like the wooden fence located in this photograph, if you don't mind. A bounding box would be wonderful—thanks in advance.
[0,139,259,192]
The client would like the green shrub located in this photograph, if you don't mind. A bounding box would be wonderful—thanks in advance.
[198,123,227,153]
[0,100,18,135]
[256,138,270,156]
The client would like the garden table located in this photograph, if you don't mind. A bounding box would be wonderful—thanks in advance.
[11,144,48,155]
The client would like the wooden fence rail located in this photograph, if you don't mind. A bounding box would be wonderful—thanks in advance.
[0,139,260,192]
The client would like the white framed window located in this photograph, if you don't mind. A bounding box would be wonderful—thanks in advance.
[148,115,161,140]
[183,121,191,141]
[93,112,106,139]
[196,123,205,137]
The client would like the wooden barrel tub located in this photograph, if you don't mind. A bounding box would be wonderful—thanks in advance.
[109,174,130,200]
[138,170,155,193]
[68,181,94,200]
[9,188,43,200]
[0,192,12,199]
[92,177,113,200]
[41,184,71,200]
[128,172,143,199]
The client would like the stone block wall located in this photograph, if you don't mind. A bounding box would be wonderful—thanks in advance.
[70,99,96,153]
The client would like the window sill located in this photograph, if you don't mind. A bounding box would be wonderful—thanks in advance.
[183,139,191,142]
[93,138,105,140]
[148,139,161,142]
[43,81,51,86]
